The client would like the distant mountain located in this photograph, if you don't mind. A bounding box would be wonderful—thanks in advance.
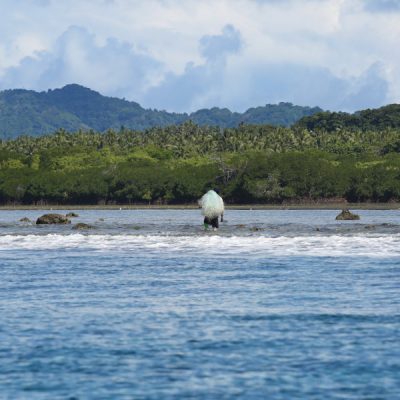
[0,84,323,139]
[295,104,400,131]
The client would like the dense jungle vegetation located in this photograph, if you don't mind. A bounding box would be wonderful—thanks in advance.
[1,120,400,205]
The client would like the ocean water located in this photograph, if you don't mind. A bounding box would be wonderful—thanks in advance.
[0,209,399,399]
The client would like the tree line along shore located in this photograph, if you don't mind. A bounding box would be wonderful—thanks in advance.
[1,204,399,211]
[1,120,400,205]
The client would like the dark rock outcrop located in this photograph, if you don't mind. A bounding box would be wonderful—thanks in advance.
[72,223,93,230]
[66,212,79,217]
[364,224,376,230]
[19,217,31,223]
[335,209,360,220]
[36,214,71,224]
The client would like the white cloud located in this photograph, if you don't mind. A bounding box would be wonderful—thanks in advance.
[0,0,399,111]
[1,25,163,99]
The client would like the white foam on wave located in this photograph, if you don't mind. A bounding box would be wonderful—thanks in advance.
[0,233,399,258]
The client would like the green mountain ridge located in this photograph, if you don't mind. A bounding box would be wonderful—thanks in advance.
[0,84,322,138]
[295,104,400,131]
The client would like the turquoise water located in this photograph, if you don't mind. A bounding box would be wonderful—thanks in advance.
[0,210,399,399]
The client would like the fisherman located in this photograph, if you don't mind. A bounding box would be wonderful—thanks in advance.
[199,189,224,231]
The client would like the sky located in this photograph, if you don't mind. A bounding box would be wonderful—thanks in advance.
[1,0,400,112]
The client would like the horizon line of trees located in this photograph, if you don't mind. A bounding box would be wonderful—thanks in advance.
[1,122,400,205]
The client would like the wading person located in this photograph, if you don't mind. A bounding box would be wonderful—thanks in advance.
[199,189,224,231]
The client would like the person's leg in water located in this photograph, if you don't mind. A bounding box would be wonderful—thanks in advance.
[210,217,219,231]
[204,217,210,230]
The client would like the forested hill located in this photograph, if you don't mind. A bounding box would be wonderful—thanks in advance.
[295,104,400,131]
[0,84,322,139]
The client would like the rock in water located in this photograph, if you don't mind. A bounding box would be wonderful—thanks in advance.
[335,209,360,220]
[72,223,93,230]
[199,190,224,218]
[19,217,31,223]
[36,214,71,224]
[66,212,79,217]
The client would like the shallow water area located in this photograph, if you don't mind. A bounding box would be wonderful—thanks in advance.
[1,210,399,399]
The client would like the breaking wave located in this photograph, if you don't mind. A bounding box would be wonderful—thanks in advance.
[0,233,399,258]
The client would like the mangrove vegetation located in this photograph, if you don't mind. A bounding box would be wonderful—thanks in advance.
[1,119,400,205]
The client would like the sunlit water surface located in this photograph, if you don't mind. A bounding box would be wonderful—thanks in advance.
[1,210,399,399]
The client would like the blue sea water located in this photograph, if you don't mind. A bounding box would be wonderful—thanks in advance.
[0,209,399,399]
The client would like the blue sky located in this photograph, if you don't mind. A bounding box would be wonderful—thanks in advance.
[1,0,399,112]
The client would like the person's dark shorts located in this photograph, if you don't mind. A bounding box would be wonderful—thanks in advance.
[204,217,219,228]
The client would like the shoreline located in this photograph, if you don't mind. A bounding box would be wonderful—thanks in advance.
[0,203,399,211]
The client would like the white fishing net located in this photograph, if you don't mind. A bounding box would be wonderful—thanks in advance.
[199,190,224,218]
